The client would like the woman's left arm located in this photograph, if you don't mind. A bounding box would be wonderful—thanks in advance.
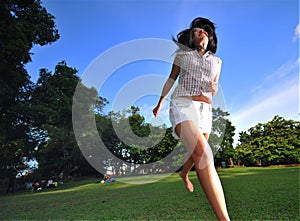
[210,59,222,96]
[211,71,220,96]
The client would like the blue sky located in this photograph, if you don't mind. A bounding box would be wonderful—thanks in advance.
[26,0,299,145]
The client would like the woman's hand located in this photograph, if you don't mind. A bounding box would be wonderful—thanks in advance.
[209,81,218,96]
[152,104,161,117]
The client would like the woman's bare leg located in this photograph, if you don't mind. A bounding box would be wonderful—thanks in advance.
[179,133,210,192]
[179,156,194,192]
[197,162,230,221]
[176,121,230,221]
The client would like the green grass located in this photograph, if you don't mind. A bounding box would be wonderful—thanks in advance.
[0,167,299,220]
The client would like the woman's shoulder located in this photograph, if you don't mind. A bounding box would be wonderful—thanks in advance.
[176,49,194,56]
[174,49,194,61]
[207,51,222,63]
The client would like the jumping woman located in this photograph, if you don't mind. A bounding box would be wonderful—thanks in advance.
[153,17,230,221]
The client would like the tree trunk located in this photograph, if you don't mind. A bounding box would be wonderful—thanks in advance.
[229,157,234,168]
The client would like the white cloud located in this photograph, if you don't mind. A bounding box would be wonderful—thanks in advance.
[232,82,298,124]
[230,58,299,146]
[230,82,298,146]
[293,21,300,42]
[272,57,300,78]
[251,58,299,95]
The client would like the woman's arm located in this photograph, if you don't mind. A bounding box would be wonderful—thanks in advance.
[210,72,220,97]
[210,60,222,96]
[153,57,180,117]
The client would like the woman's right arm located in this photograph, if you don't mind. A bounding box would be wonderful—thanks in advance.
[153,56,180,117]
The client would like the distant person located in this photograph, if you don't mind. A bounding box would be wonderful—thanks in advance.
[33,180,42,191]
[46,178,54,188]
[100,175,116,184]
[25,180,33,191]
[153,17,230,220]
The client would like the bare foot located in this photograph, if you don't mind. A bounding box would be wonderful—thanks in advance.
[179,171,194,192]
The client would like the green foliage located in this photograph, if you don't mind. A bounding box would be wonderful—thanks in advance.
[96,106,181,175]
[210,108,236,167]
[0,0,59,184]
[235,115,300,166]
[31,62,106,179]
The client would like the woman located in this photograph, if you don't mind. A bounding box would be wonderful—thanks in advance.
[153,17,230,221]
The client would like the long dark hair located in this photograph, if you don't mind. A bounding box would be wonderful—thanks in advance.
[173,17,218,53]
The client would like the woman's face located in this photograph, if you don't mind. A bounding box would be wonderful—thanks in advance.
[193,27,209,47]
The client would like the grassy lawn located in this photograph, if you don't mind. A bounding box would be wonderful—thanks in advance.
[0,167,299,220]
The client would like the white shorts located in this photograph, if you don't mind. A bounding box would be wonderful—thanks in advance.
[169,97,212,139]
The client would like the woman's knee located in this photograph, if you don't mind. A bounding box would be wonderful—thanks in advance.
[193,144,214,170]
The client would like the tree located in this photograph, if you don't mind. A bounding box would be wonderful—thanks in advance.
[210,108,236,167]
[31,61,107,179]
[235,115,300,166]
[0,0,59,191]
[95,106,180,175]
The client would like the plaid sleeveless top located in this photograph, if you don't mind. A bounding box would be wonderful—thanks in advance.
[171,49,222,102]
